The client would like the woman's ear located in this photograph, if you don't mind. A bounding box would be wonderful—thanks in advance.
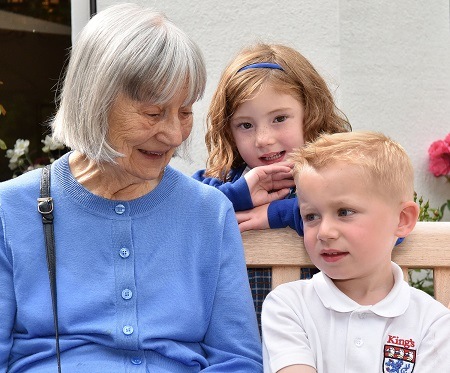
[395,201,420,238]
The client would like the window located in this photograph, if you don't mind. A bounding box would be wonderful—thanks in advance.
[0,0,71,180]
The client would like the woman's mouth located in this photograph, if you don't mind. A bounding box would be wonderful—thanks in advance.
[139,149,163,157]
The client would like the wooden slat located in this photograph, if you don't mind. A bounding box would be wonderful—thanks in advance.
[434,268,450,306]
[272,267,300,289]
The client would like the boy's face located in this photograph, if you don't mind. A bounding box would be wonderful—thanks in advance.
[297,162,401,288]
[229,84,304,169]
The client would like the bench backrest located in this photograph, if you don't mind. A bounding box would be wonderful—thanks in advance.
[242,222,450,307]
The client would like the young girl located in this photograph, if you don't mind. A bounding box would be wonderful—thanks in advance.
[192,43,351,329]
[193,43,351,235]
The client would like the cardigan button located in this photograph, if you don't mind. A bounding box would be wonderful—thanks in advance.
[115,204,126,214]
[123,325,134,335]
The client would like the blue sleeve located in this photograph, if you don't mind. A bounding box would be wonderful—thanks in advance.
[202,207,263,371]
[267,197,304,236]
[0,206,14,370]
[192,169,253,211]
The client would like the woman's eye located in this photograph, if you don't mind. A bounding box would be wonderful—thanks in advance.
[338,209,354,217]
[180,111,193,119]
[274,115,287,123]
[146,112,161,118]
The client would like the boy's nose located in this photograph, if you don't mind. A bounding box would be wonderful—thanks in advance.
[317,218,339,241]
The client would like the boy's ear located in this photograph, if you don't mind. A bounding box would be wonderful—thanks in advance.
[395,201,420,238]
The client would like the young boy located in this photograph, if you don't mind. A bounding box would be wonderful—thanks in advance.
[261,131,450,373]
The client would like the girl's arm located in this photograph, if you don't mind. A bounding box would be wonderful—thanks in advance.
[267,198,303,235]
[192,169,253,211]
[236,198,304,234]
[193,164,294,212]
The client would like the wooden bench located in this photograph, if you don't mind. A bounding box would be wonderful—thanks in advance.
[242,221,450,307]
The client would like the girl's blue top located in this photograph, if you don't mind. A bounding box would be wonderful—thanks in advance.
[192,166,304,235]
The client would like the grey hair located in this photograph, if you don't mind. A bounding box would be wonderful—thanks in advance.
[51,3,206,163]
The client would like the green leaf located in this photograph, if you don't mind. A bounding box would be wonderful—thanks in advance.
[0,139,6,150]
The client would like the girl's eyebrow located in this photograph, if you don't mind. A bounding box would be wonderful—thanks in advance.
[266,107,293,115]
[230,114,253,122]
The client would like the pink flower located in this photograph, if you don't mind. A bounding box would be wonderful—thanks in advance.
[445,133,450,145]
[428,134,450,177]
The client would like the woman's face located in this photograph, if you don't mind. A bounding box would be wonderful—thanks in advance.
[229,84,305,169]
[107,90,193,184]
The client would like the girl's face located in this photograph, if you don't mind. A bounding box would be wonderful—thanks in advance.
[229,84,304,169]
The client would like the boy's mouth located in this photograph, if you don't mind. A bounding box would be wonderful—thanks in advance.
[320,250,348,262]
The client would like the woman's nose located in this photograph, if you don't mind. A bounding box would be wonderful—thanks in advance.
[157,114,186,146]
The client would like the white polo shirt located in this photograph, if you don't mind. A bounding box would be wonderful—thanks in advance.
[262,262,450,373]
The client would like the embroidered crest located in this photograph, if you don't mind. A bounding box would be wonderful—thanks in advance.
[383,344,416,373]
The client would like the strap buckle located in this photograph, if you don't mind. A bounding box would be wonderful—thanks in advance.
[37,197,54,214]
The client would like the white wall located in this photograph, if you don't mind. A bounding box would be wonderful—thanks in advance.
[90,0,450,220]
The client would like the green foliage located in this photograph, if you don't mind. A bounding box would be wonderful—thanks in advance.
[409,192,450,298]
[408,269,434,297]
[414,192,447,222]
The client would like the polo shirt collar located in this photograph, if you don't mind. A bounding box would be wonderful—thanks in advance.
[313,262,410,317]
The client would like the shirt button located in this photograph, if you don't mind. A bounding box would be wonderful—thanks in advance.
[358,313,367,319]
[354,338,363,347]
[115,204,126,214]
[131,357,142,365]
[123,325,134,335]
[122,289,133,300]
[119,248,130,258]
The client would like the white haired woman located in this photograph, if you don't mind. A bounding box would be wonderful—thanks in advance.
[0,3,262,372]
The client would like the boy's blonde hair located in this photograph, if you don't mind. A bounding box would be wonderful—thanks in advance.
[291,131,415,202]
[205,43,351,181]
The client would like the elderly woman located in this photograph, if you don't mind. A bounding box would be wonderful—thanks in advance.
[0,3,262,372]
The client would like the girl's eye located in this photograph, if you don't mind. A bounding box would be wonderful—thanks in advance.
[238,122,253,130]
[338,209,355,217]
[274,115,287,123]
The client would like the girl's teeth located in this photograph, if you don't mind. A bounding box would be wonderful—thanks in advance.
[263,153,282,161]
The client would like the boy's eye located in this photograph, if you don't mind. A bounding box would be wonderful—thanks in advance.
[304,213,319,222]
[238,122,253,130]
[274,115,287,123]
[338,209,355,217]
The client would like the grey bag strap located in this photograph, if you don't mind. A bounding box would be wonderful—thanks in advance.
[38,164,62,373]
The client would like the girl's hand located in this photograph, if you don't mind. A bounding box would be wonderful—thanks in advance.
[236,204,270,232]
[244,163,294,207]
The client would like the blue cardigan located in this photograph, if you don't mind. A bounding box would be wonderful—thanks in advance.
[0,153,262,372]
[193,166,304,235]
